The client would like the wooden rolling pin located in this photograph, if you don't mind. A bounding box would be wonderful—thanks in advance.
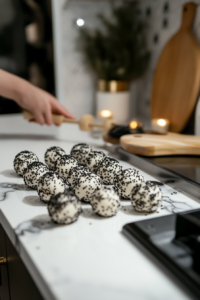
[23,110,117,133]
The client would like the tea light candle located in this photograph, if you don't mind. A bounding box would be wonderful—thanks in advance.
[97,110,113,120]
[151,118,170,133]
[129,120,143,133]
[129,120,138,129]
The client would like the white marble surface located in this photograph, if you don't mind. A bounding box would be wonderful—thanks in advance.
[0,135,199,300]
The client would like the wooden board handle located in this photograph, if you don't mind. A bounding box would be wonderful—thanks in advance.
[181,2,197,30]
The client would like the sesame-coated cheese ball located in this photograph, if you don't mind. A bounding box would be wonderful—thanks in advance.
[37,172,65,203]
[73,174,102,202]
[131,182,162,213]
[67,166,91,188]
[13,151,39,176]
[55,155,78,183]
[70,143,92,165]
[96,157,122,185]
[48,191,82,224]
[44,146,66,170]
[86,150,106,173]
[90,186,121,217]
[115,168,144,199]
[23,162,49,189]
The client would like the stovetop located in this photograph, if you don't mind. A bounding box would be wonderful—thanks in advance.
[116,148,200,300]
[123,209,200,300]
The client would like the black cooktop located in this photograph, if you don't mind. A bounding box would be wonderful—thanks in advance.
[123,210,200,300]
[117,149,200,300]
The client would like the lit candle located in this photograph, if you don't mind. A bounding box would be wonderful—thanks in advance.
[129,120,143,133]
[129,120,138,129]
[151,118,170,133]
[97,110,113,120]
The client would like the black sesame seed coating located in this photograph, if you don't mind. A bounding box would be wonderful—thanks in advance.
[86,150,106,173]
[90,186,121,217]
[114,168,144,199]
[48,190,82,224]
[96,157,122,185]
[15,150,33,159]
[54,155,78,183]
[13,150,39,176]
[70,143,92,165]
[131,181,162,213]
[23,161,49,189]
[73,173,103,202]
[67,166,91,188]
[44,146,66,170]
[37,171,65,202]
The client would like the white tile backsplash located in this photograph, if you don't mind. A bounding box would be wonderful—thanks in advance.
[53,0,200,122]
[55,1,111,119]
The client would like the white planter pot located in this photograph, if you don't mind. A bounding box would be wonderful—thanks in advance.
[96,91,130,124]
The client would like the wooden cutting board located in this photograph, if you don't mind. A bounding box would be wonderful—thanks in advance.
[120,133,200,156]
[151,2,200,133]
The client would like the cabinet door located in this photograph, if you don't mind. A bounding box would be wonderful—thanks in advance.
[5,233,44,300]
[0,224,10,300]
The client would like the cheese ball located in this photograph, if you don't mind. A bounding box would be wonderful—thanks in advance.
[55,155,78,183]
[44,146,66,170]
[70,143,92,165]
[37,172,65,203]
[23,162,49,189]
[131,182,162,213]
[67,166,91,188]
[73,174,102,202]
[48,191,82,224]
[13,151,39,176]
[86,150,106,173]
[96,157,122,185]
[90,186,121,217]
[115,168,144,199]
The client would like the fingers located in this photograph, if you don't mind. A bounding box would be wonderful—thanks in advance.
[33,112,45,125]
[29,119,36,123]
[22,86,75,126]
[51,99,75,119]
[43,105,53,126]
[28,110,52,126]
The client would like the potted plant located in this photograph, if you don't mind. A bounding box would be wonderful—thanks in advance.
[79,3,150,123]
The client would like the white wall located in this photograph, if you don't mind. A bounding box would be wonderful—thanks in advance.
[52,0,200,124]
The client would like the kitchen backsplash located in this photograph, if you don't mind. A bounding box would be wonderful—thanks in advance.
[59,0,110,119]
[53,0,200,122]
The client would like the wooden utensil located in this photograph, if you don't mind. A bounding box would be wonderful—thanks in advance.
[23,110,117,134]
[151,2,200,133]
[120,133,200,156]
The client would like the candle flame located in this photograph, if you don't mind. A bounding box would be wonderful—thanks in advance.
[129,120,138,129]
[157,119,166,127]
[100,110,112,118]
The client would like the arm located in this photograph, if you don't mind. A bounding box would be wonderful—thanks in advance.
[0,69,74,125]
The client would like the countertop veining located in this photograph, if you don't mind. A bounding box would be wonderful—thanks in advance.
[0,134,198,300]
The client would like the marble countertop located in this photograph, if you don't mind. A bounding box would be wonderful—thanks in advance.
[0,133,199,300]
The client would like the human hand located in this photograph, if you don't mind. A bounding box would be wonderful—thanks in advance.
[0,69,74,126]
[18,83,75,126]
